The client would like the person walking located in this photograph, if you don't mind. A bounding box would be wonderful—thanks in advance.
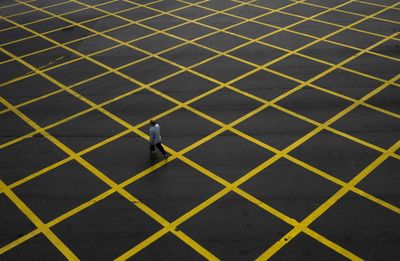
[149,119,168,159]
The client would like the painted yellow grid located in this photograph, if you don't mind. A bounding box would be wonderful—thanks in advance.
[1,0,399,112]
[1,0,399,91]
[1,0,399,260]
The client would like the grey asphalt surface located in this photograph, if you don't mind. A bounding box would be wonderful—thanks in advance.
[1,0,400,260]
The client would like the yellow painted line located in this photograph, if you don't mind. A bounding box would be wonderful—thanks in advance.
[267,104,400,160]
[4,0,398,196]
[1,189,114,255]
[0,0,260,146]
[173,230,221,260]
[0,0,268,56]
[0,55,83,87]
[128,2,381,93]
[184,1,400,78]
[0,144,364,261]
[255,105,400,260]
[2,0,397,91]
[2,0,67,18]
[321,76,400,128]
[2,0,396,98]
[0,0,163,53]
[355,0,400,10]
[212,0,400,62]
[0,229,40,255]
[0,27,156,86]
[6,158,73,191]
[306,83,400,119]
[0,0,36,10]
[182,44,400,261]
[128,144,361,260]
[0,35,209,108]
[0,0,219,88]
[236,0,400,62]
[0,180,79,260]
[351,187,400,214]
[47,190,116,229]
[0,69,107,115]
[3,81,227,194]
[116,190,231,260]
[110,102,363,259]
[0,37,76,65]
[237,188,362,260]
[322,37,400,63]
[0,9,155,74]
[0,51,211,144]
[115,228,170,260]
[215,33,400,154]
[299,141,400,225]
[3,4,62,24]
[0,69,220,193]
[5,98,394,258]
[285,0,400,26]
[238,1,399,47]
[64,0,258,65]
[349,142,400,187]
[0,3,39,19]
[1,97,218,259]
[0,41,124,87]
[303,228,363,260]
[283,0,400,24]
[212,58,398,162]
[0,2,312,256]
[133,1,316,64]
[283,152,400,215]
[256,200,352,260]
[297,0,400,22]
[2,17,230,139]
[235,187,299,226]
[1,1,398,258]
[73,0,311,74]
[116,189,233,260]
[155,0,400,92]
[4,85,396,258]
[1,3,396,260]
[261,55,400,90]
[0,0,118,33]
[324,125,400,158]
[2,5,396,211]
[282,153,350,186]
[1,50,216,259]
[257,227,303,261]
[0,83,148,148]
[227,125,400,215]
[0,71,36,87]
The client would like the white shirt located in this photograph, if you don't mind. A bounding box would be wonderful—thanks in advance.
[149,124,161,145]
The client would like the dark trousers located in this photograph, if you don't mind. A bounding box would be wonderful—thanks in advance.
[150,142,166,155]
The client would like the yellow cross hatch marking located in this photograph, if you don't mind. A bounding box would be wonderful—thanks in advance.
[1,0,399,260]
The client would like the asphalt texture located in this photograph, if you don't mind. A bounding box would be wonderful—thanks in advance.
[1,0,400,260]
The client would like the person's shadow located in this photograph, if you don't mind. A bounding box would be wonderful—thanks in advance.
[148,151,170,166]
[149,151,158,161]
